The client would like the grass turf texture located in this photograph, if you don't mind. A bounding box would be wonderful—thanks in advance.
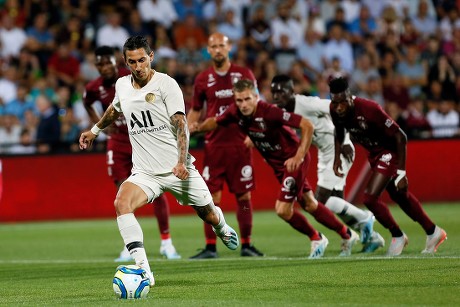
[0,203,458,306]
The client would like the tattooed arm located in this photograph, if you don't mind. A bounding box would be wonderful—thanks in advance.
[79,105,121,150]
[171,112,190,180]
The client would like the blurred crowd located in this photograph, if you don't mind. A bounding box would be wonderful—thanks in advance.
[0,0,459,155]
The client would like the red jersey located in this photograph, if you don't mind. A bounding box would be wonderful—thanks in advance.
[192,63,256,147]
[330,97,400,156]
[83,68,131,144]
[217,101,304,178]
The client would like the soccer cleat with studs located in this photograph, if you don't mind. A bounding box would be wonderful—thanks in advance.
[241,244,264,257]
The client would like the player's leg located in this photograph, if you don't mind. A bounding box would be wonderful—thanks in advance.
[189,190,221,259]
[169,167,239,251]
[363,171,407,256]
[386,182,447,253]
[274,199,328,258]
[153,195,181,259]
[114,180,155,287]
[299,190,359,256]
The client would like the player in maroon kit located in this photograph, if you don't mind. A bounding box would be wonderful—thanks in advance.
[187,33,263,258]
[191,79,360,258]
[328,76,447,256]
[83,46,180,260]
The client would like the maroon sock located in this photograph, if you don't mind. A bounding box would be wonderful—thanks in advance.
[387,186,436,234]
[287,210,320,240]
[236,199,253,244]
[153,195,170,239]
[311,202,349,239]
[364,193,402,237]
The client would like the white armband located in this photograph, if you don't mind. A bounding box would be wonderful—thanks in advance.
[90,124,102,136]
[394,169,406,186]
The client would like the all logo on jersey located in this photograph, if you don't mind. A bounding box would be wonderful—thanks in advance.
[145,93,155,104]
[129,111,167,135]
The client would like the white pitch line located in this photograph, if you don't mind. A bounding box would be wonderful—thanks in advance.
[0,255,459,264]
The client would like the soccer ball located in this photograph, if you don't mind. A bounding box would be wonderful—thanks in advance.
[112,265,150,299]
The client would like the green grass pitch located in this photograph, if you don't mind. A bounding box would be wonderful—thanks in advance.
[0,203,459,306]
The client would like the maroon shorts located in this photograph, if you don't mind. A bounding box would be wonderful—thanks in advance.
[203,145,255,194]
[276,153,312,202]
[369,150,398,178]
[106,139,132,183]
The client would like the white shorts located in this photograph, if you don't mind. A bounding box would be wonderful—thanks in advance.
[125,166,213,207]
[317,153,353,191]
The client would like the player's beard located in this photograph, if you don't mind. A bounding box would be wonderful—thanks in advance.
[213,55,227,68]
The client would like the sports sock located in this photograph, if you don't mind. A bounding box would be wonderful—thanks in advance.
[311,202,350,239]
[363,193,403,237]
[236,199,253,244]
[153,195,170,239]
[386,185,436,235]
[117,213,152,274]
[325,196,369,227]
[287,210,320,240]
[161,238,172,247]
[204,202,219,247]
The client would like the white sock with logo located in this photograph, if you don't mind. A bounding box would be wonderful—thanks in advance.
[117,213,152,273]
[325,196,369,226]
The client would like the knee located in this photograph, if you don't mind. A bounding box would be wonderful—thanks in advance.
[275,204,292,221]
[236,191,251,202]
[114,195,131,215]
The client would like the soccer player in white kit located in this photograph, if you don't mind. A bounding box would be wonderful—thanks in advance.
[79,36,239,286]
[270,75,385,252]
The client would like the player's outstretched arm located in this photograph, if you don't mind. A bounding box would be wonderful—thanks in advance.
[79,104,120,150]
[196,117,218,133]
[171,112,190,180]
[285,117,314,173]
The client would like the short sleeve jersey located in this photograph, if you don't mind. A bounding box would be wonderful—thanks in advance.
[192,63,256,147]
[83,68,131,143]
[217,101,303,175]
[112,72,194,174]
[330,96,400,155]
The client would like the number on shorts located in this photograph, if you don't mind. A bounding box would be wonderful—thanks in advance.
[202,166,210,181]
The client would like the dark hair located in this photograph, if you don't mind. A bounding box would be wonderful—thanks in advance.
[95,45,115,57]
[328,77,349,94]
[123,35,152,57]
[233,79,256,93]
[271,74,292,84]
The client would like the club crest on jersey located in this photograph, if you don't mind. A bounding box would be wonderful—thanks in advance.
[230,72,243,84]
[254,117,266,130]
[357,116,367,130]
[145,93,155,104]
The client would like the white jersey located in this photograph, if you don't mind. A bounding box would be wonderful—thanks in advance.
[293,94,354,190]
[112,72,194,175]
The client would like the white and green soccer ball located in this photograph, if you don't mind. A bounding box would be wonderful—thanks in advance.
[112,265,150,299]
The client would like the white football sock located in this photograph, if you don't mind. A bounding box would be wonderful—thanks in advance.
[117,213,152,273]
[213,206,227,233]
[325,196,369,226]
[161,238,172,246]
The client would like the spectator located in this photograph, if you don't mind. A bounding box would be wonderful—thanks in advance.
[426,99,460,138]
[0,0,27,28]
[320,0,341,25]
[4,83,36,123]
[411,0,437,40]
[124,9,151,39]
[217,8,244,47]
[296,27,325,82]
[0,14,27,62]
[383,74,411,110]
[348,4,378,46]
[35,94,61,153]
[137,0,178,31]
[270,2,303,49]
[174,0,203,22]
[358,76,385,107]
[0,114,21,153]
[24,12,55,73]
[427,54,457,101]
[396,44,427,99]
[176,36,206,69]
[11,47,42,87]
[323,23,354,73]
[245,5,272,61]
[95,10,130,51]
[421,35,442,69]
[8,128,37,154]
[402,95,432,139]
[342,0,362,24]
[0,65,18,107]
[351,52,380,94]
[47,41,81,91]
[272,34,297,74]
[173,13,207,50]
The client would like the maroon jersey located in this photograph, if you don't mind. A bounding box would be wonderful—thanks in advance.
[217,101,303,178]
[192,63,256,147]
[83,68,131,144]
[330,97,400,156]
